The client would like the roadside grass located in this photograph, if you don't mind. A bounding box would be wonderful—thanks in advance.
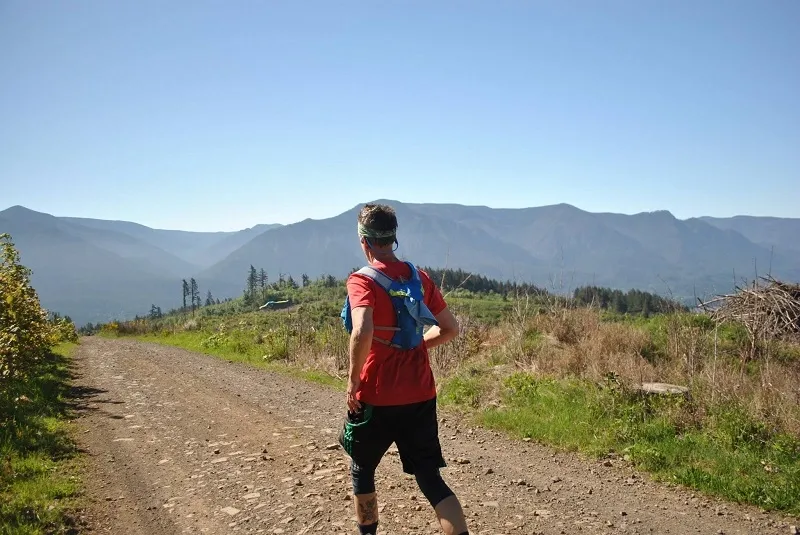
[0,343,83,535]
[439,368,800,516]
[128,331,346,390]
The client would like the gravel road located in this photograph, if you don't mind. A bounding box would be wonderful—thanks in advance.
[72,337,798,534]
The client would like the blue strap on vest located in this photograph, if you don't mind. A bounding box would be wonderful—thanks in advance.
[341,262,439,350]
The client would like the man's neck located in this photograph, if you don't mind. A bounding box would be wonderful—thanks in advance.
[369,253,399,264]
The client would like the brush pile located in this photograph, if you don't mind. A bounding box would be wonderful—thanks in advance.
[699,275,800,340]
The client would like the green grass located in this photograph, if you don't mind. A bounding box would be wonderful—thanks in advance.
[132,331,346,390]
[439,369,800,515]
[447,295,513,325]
[0,343,84,535]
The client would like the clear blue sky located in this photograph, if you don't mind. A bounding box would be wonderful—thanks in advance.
[1,0,798,231]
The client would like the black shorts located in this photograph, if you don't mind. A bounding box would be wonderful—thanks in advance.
[338,397,447,475]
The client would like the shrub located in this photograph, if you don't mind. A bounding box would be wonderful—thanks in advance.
[0,234,57,383]
[50,315,79,344]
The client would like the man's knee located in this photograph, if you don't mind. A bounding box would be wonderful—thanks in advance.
[414,468,454,507]
[351,460,376,495]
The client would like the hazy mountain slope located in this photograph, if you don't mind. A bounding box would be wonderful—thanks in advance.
[197,203,546,287]
[201,224,282,265]
[59,216,229,268]
[0,208,180,325]
[202,200,800,299]
[198,201,658,294]
[597,210,800,292]
[1,206,195,278]
[698,216,800,256]
[198,210,358,286]
[60,216,282,268]
[359,202,768,294]
[358,201,656,284]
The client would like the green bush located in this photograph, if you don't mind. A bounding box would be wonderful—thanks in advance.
[440,372,487,409]
[1,233,66,383]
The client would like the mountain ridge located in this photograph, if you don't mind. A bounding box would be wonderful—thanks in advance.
[2,201,798,326]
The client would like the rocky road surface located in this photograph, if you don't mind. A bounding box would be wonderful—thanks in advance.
[72,337,798,535]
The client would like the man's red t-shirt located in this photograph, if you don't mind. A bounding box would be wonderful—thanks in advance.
[346,260,447,407]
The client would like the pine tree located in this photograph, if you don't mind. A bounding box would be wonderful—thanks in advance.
[246,265,258,304]
[182,279,189,311]
[205,290,214,307]
[190,278,199,314]
[302,273,310,287]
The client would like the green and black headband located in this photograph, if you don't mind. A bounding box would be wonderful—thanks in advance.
[357,222,397,239]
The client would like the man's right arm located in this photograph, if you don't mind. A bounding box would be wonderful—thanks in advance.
[419,269,459,349]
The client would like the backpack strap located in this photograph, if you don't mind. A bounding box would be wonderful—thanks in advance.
[405,261,420,282]
[354,266,393,292]
[352,266,401,334]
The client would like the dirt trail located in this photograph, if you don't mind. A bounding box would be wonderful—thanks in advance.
[72,337,797,535]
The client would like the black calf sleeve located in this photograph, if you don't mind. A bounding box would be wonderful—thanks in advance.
[414,468,455,507]
[351,460,376,495]
[359,521,378,534]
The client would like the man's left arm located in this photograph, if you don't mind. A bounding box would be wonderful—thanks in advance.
[347,305,373,412]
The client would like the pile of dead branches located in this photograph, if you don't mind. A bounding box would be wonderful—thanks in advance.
[699,275,800,342]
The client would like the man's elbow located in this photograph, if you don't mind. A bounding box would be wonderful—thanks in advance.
[441,319,460,340]
[445,326,459,341]
[433,308,459,340]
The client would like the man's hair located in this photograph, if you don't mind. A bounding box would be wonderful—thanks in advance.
[358,203,398,246]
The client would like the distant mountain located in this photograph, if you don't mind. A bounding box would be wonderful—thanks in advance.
[0,206,280,325]
[60,216,281,268]
[1,206,197,278]
[200,200,800,300]
[698,216,800,257]
[2,201,799,325]
[201,224,283,266]
[197,203,548,288]
[0,207,179,325]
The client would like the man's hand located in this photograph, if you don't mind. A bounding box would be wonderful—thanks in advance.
[347,376,362,412]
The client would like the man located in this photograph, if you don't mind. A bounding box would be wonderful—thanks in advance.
[339,203,470,535]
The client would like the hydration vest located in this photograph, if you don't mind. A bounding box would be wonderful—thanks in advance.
[341,262,439,350]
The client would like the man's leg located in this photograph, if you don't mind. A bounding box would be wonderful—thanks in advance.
[395,398,470,535]
[340,404,391,534]
[351,459,380,534]
[414,468,469,535]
